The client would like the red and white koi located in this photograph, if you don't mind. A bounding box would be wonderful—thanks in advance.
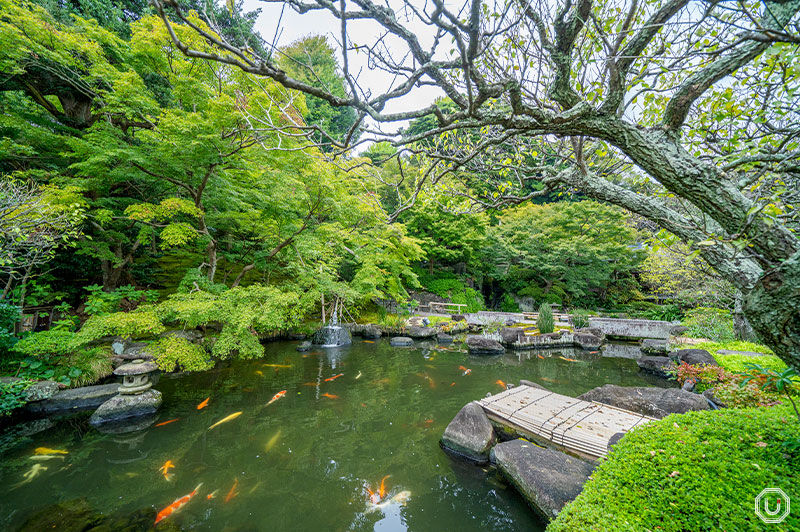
[266,390,287,406]
[154,483,202,525]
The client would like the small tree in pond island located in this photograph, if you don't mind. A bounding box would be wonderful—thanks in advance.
[537,303,554,334]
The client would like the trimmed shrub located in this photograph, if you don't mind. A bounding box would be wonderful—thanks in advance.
[537,303,554,334]
[548,406,800,532]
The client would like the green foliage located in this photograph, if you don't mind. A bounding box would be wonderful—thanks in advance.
[500,293,519,313]
[536,303,554,334]
[159,284,306,360]
[419,272,485,313]
[0,302,20,355]
[146,336,212,372]
[682,307,735,342]
[489,201,643,307]
[13,330,75,358]
[549,407,800,532]
[692,340,773,357]
[0,378,34,416]
[668,361,730,393]
[83,284,158,316]
[641,304,683,322]
[570,309,591,329]
[73,310,165,345]
[716,354,787,375]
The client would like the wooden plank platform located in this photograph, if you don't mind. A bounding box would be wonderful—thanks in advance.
[479,385,654,460]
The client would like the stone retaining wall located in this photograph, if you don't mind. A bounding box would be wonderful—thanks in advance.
[588,317,672,340]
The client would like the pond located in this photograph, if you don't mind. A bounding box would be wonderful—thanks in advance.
[0,338,667,531]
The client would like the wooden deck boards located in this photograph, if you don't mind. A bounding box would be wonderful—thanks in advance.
[479,385,654,459]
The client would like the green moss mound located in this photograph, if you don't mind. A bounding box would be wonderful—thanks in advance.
[548,407,800,532]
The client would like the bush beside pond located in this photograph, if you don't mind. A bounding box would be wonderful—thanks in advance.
[548,406,800,532]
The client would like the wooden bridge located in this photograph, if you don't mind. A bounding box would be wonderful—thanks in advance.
[479,385,655,460]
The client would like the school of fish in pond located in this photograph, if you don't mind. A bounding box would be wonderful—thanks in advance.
[12,358,536,527]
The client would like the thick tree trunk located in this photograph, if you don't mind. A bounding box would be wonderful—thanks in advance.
[733,292,756,342]
[742,251,800,371]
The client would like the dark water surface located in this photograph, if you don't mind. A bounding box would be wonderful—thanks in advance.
[0,339,664,531]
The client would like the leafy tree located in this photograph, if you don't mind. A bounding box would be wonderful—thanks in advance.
[278,36,358,151]
[155,0,800,369]
[488,201,641,306]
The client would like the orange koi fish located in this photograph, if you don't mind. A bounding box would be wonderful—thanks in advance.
[154,483,202,525]
[197,397,210,410]
[321,393,339,399]
[262,364,293,368]
[224,478,239,503]
[496,379,507,389]
[364,340,375,343]
[450,382,456,387]
[159,460,175,481]
[558,356,578,362]
[324,373,344,382]
[537,354,545,359]
[266,390,287,406]
[155,418,179,427]
[540,377,557,383]
[458,365,472,376]
[206,489,219,500]
[379,475,390,499]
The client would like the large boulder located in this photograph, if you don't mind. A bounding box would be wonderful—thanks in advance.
[466,336,505,355]
[578,384,709,419]
[362,325,382,339]
[574,327,606,343]
[451,314,467,322]
[390,336,413,347]
[573,332,602,350]
[24,381,60,402]
[640,339,668,356]
[89,389,162,425]
[637,356,675,378]
[25,384,120,414]
[440,402,496,462]
[405,326,437,339]
[499,327,524,345]
[670,349,718,366]
[437,332,454,344]
[492,439,595,520]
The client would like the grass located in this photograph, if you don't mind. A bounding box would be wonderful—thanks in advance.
[548,406,800,532]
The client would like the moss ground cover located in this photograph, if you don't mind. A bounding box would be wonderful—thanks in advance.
[548,406,800,532]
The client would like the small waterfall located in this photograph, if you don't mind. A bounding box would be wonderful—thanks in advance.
[311,307,352,348]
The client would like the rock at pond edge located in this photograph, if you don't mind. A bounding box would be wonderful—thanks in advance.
[578,384,709,419]
[390,336,413,346]
[89,389,162,426]
[466,336,505,355]
[491,439,595,521]
[440,402,496,462]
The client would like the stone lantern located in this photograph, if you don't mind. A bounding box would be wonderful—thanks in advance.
[114,359,158,395]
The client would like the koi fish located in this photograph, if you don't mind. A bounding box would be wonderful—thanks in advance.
[355,371,362,380]
[29,455,65,461]
[537,354,545,359]
[224,478,239,503]
[365,491,411,514]
[159,460,175,481]
[155,418,180,427]
[364,340,375,343]
[321,393,339,399]
[324,373,344,382]
[34,447,67,455]
[265,430,282,452]
[302,382,318,386]
[255,370,264,376]
[197,397,210,410]
[206,489,219,500]
[590,351,599,355]
[450,382,456,386]
[11,464,48,488]
[266,390,287,406]
[248,481,263,495]
[458,365,472,376]
[373,378,390,385]
[558,356,578,362]
[496,379,507,389]
[154,483,202,525]
[262,364,292,368]
[540,377,558,383]
[208,412,242,430]
[379,475,390,499]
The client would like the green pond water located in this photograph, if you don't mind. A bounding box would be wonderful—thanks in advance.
[0,338,667,531]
